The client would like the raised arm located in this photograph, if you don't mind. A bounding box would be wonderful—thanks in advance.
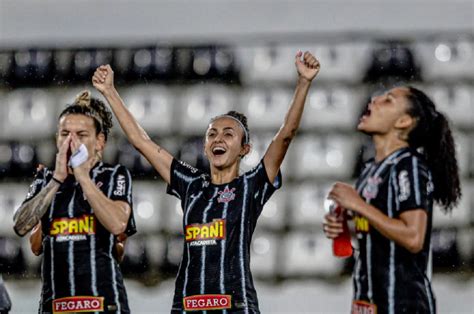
[13,137,71,236]
[92,65,173,184]
[263,51,320,182]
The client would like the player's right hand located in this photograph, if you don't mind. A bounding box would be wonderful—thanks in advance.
[322,213,344,239]
[53,134,71,182]
[92,64,115,94]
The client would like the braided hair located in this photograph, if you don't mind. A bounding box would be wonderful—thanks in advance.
[58,90,113,141]
[405,86,461,212]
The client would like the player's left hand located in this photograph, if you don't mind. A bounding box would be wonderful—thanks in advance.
[295,51,320,82]
[328,182,365,213]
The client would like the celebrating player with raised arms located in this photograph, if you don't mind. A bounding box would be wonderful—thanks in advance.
[323,87,461,314]
[92,51,320,313]
[13,91,136,313]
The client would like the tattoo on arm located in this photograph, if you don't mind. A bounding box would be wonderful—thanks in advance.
[13,180,60,237]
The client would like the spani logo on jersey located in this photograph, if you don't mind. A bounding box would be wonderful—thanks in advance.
[354,215,370,233]
[185,219,226,246]
[50,215,96,242]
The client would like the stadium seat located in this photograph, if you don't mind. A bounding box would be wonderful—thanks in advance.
[133,182,165,234]
[2,89,57,140]
[257,186,287,230]
[301,85,364,131]
[291,134,358,179]
[288,182,334,227]
[433,181,471,228]
[178,85,236,135]
[281,231,344,277]
[237,45,298,83]
[0,184,28,237]
[145,235,167,268]
[119,86,175,135]
[250,232,278,277]
[240,87,292,131]
[312,42,373,82]
[414,39,474,80]
[424,84,474,128]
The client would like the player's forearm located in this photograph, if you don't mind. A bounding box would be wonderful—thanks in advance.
[353,202,425,253]
[278,78,312,142]
[13,180,60,236]
[77,176,129,235]
[101,87,151,149]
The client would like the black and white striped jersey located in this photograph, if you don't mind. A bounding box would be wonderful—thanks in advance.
[353,147,436,314]
[167,158,281,313]
[22,162,136,314]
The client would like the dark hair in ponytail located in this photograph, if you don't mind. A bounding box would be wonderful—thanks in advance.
[58,90,113,141]
[405,86,461,212]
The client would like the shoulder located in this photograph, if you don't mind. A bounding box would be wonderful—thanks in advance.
[393,150,430,178]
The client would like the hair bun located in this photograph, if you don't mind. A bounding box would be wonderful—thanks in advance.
[75,90,92,107]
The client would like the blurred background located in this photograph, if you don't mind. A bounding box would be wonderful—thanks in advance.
[0,0,473,313]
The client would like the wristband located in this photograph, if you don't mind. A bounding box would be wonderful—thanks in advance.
[68,144,89,168]
[52,177,63,185]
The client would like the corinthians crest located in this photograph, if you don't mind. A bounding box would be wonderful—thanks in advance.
[217,187,236,203]
[362,176,382,201]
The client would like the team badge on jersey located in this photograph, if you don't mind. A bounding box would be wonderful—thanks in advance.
[185,219,226,246]
[183,294,232,311]
[217,187,236,203]
[362,176,382,201]
[52,296,104,313]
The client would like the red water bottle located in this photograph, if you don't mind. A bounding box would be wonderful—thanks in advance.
[324,199,353,258]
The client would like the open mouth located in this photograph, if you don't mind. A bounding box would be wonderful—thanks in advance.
[212,147,227,156]
[361,105,372,118]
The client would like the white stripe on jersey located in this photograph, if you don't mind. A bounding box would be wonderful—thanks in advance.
[388,171,397,314]
[50,237,56,299]
[106,167,121,312]
[412,157,421,206]
[183,191,203,297]
[108,234,121,313]
[107,165,121,198]
[220,199,230,314]
[68,190,76,296]
[366,234,373,302]
[200,187,219,294]
[239,176,249,314]
[90,167,101,298]
[125,167,133,204]
[354,253,362,300]
[424,276,434,314]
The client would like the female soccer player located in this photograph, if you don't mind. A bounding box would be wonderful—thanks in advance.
[13,91,136,313]
[323,86,461,314]
[92,51,320,313]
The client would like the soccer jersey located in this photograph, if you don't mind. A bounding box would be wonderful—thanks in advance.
[352,147,436,314]
[167,158,281,313]
[22,162,136,314]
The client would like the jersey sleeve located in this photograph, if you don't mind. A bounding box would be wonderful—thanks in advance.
[393,156,432,214]
[109,165,136,237]
[246,159,282,214]
[166,158,203,201]
[22,167,51,204]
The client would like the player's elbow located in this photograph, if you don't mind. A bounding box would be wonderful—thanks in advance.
[110,222,127,236]
[406,236,425,254]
